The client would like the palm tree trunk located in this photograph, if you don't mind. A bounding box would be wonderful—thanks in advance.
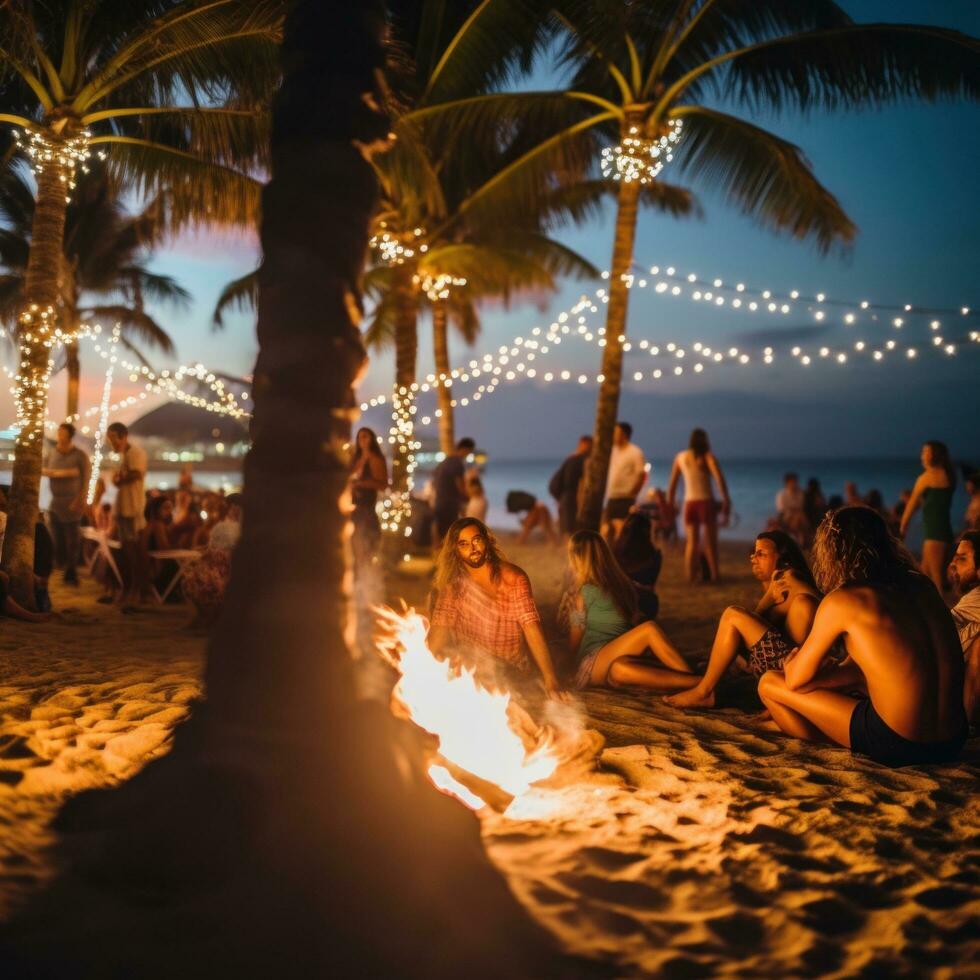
[3,5,555,975]
[1,144,70,605]
[391,262,418,495]
[431,299,455,454]
[577,171,642,532]
[65,340,80,420]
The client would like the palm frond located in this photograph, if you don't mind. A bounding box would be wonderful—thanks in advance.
[696,24,980,115]
[671,106,855,252]
[79,305,176,353]
[95,136,261,229]
[212,267,259,328]
[120,267,192,308]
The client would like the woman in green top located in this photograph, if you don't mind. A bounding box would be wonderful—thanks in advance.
[567,531,694,691]
[900,440,956,594]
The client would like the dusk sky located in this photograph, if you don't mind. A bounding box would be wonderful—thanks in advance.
[24,0,980,463]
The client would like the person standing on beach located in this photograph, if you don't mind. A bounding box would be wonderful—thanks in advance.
[667,428,730,583]
[603,422,645,542]
[665,531,820,710]
[948,531,980,728]
[348,427,389,571]
[899,440,956,593]
[42,422,90,586]
[776,472,808,545]
[106,422,148,604]
[758,506,968,768]
[432,437,473,548]
[549,435,592,537]
[428,517,565,699]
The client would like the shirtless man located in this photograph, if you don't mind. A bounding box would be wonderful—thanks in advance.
[666,530,820,709]
[428,517,566,699]
[758,506,968,767]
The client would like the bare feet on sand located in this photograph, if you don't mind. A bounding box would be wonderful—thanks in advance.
[664,686,716,709]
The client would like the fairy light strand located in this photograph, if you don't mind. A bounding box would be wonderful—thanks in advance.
[87,323,121,504]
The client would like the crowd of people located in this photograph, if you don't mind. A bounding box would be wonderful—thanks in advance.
[428,509,977,768]
[419,422,979,769]
[3,421,243,625]
[16,414,979,770]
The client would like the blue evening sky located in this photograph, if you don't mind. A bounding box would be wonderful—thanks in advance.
[29,0,980,462]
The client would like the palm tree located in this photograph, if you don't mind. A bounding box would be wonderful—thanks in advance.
[423,3,980,529]
[3,4,558,974]
[0,0,278,602]
[0,168,188,418]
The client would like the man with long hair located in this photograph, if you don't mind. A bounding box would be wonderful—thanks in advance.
[428,517,565,698]
[759,506,968,767]
[666,530,820,709]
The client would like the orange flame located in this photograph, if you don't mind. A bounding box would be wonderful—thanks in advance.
[379,609,559,808]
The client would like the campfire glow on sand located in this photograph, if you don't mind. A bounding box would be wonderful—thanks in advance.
[377,609,561,811]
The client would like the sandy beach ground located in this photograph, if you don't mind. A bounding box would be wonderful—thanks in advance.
[0,536,978,976]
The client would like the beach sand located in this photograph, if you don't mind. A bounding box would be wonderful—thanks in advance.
[0,538,977,976]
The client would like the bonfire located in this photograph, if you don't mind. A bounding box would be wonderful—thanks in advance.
[375,607,605,814]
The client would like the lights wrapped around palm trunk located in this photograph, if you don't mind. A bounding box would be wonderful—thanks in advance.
[413,272,467,301]
[601,120,683,184]
[370,223,428,266]
[12,127,105,202]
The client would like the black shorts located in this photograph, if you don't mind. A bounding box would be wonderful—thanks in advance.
[849,698,967,768]
[604,497,634,522]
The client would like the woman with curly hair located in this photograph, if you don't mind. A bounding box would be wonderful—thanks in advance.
[758,506,968,767]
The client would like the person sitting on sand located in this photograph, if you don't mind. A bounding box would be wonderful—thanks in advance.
[757,506,968,768]
[665,531,820,710]
[948,531,980,728]
[566,530,694,692]
[507,491,558,545]
[0,569,50,623]
[611,512,661,620]
[428,517,565,698]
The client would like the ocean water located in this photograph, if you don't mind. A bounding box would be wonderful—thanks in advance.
[10,458,971,551]
[464,457,972,548]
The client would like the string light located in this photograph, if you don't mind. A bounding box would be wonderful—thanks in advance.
[413,272,467,301]
[369,223,428,266]
[10,307,100,447]
[12,127,105,202]
[600,120,683,184]
[87,324,121,504]
[380,386,419,536]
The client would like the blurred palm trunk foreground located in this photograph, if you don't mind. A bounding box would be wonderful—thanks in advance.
[1,3,559,976]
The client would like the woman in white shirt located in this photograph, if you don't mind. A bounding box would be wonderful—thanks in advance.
[667,428,730,583]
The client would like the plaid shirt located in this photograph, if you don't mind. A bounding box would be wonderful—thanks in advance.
[430,570,540,670]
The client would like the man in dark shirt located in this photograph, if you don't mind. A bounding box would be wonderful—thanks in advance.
[549,435,592,537]
[432,437,474,545]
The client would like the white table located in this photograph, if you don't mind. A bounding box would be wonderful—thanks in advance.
[80,526,124,587]
[147,548,201,603]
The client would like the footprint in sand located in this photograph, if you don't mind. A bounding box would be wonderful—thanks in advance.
[553,871,667,911]
[800,896,865,937]
[579,847,647,871]
[914,885,973,910]
[0,735,37,760]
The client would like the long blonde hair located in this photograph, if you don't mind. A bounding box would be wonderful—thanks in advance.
[568,530,637,620]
